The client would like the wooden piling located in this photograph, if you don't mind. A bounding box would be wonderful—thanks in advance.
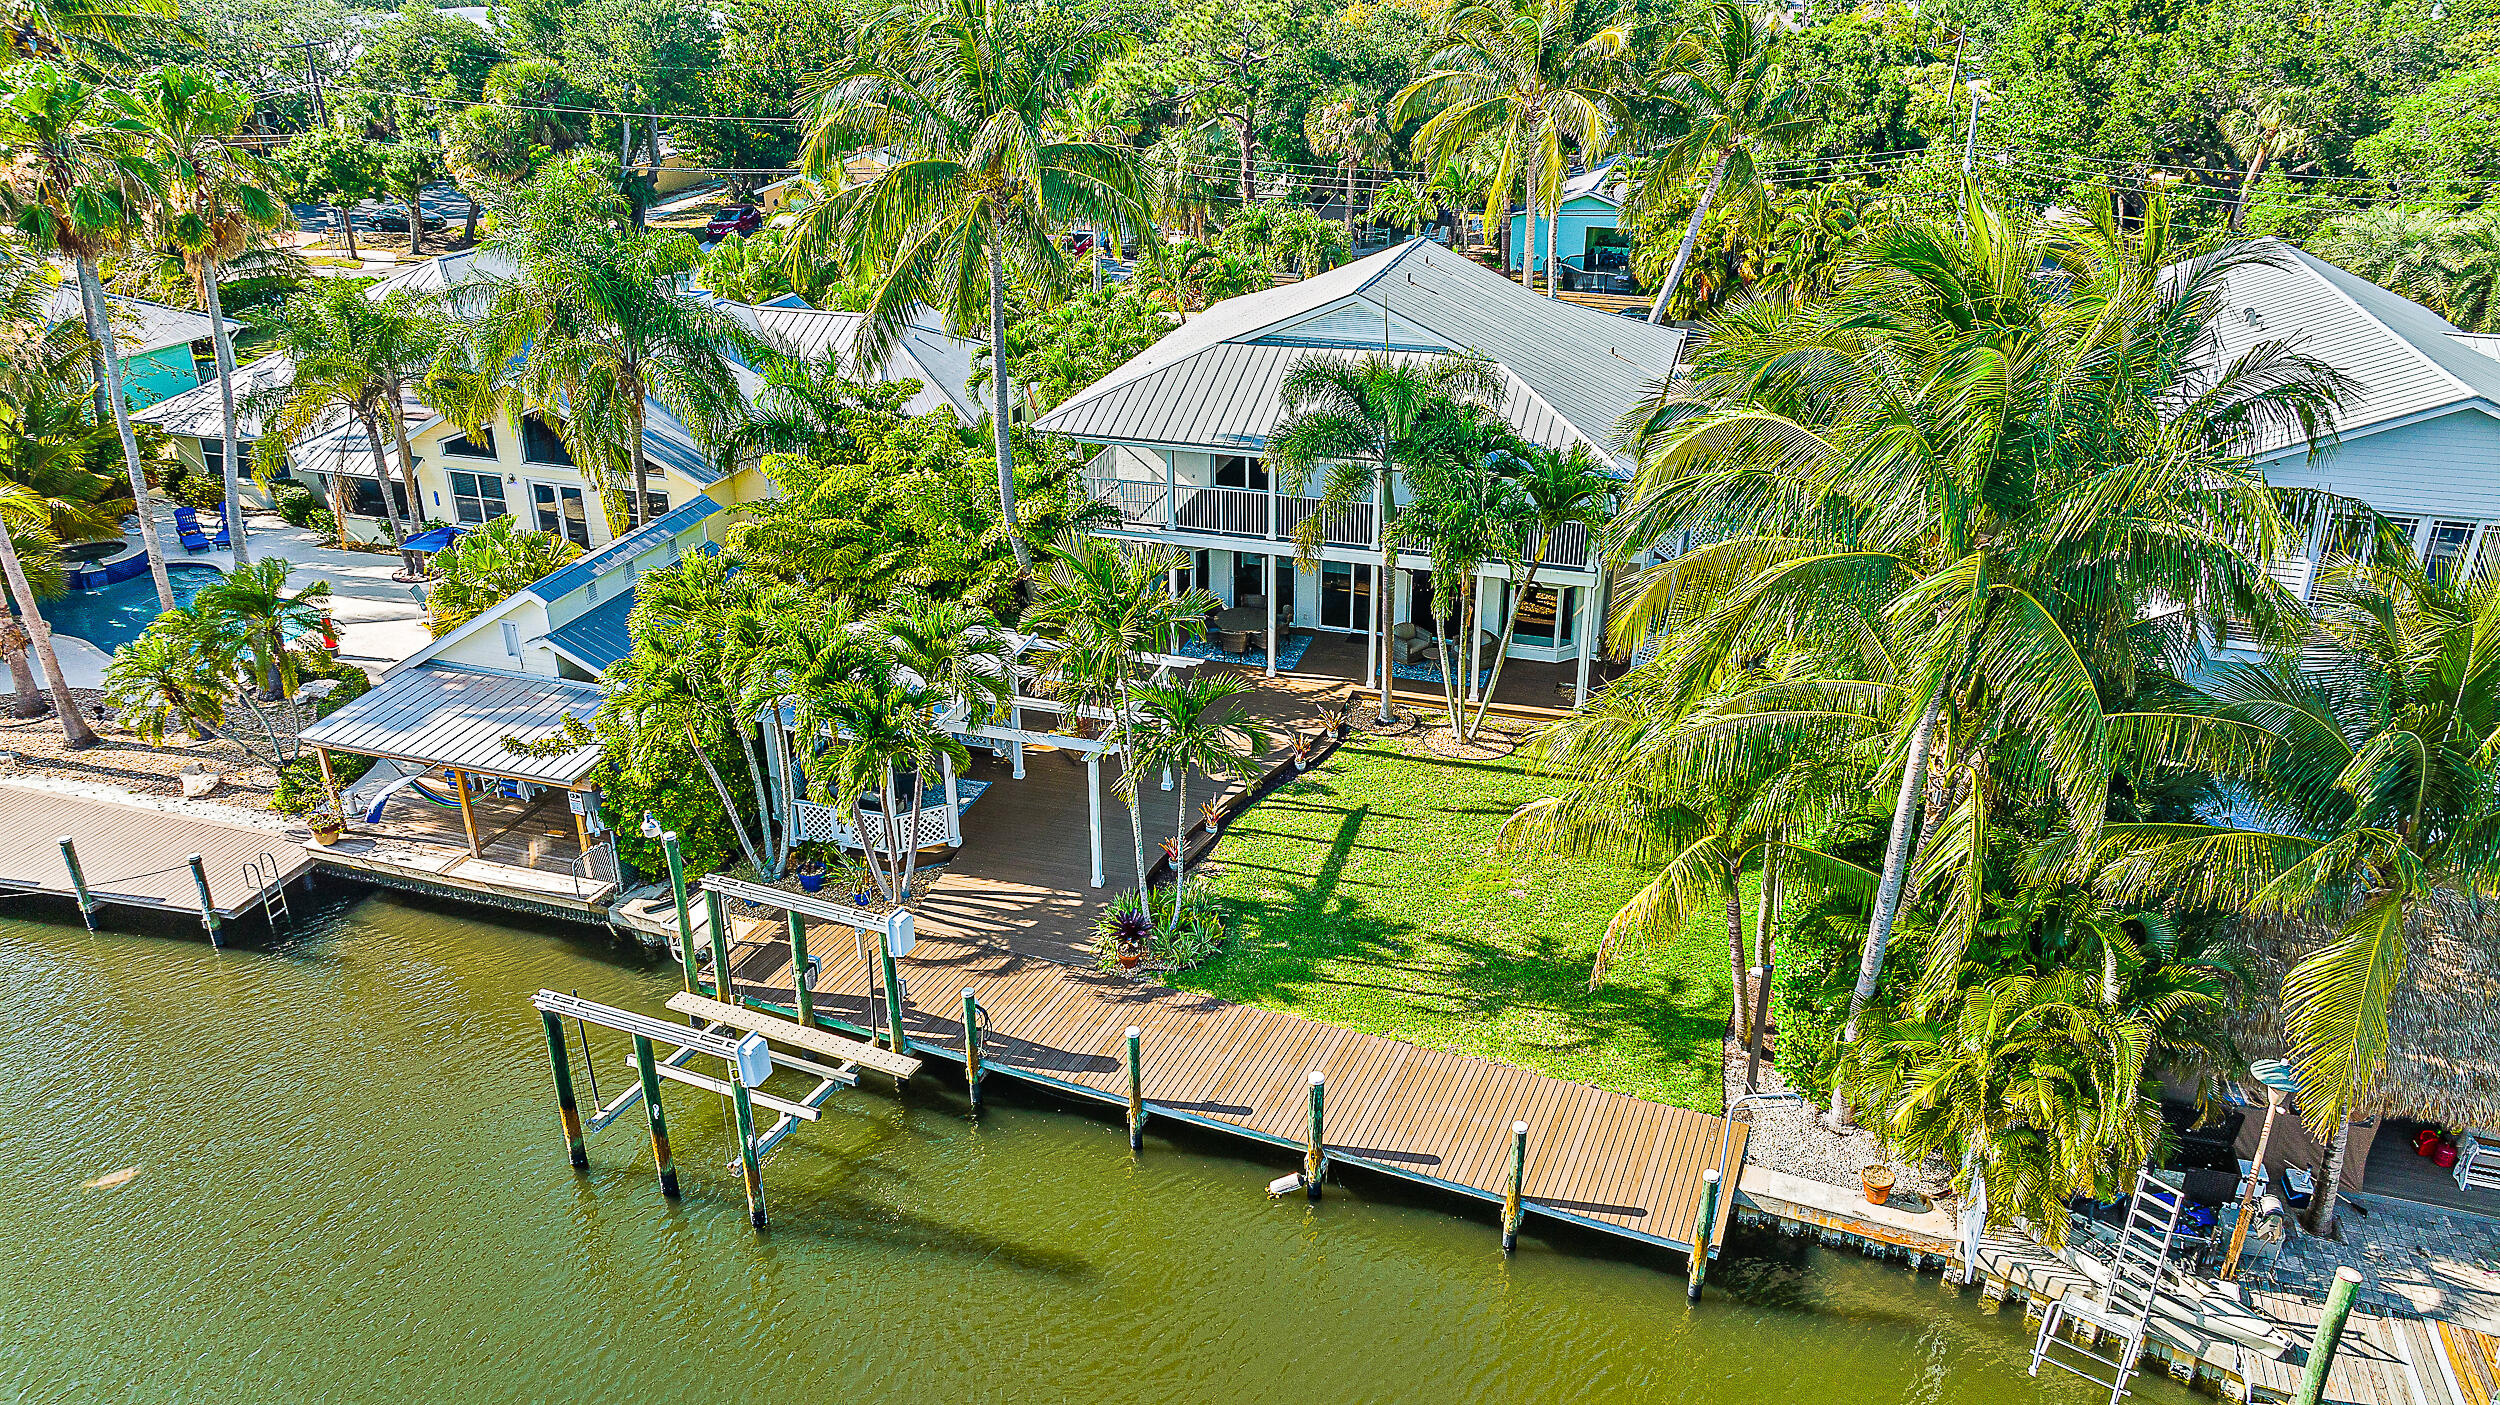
[662,831,699,998]
[731,1078,766,1228]
[2293,1268,2362,1405]
[1304,1072,1325,1202]
[57,836,94,930]
[704,888,733,1003]
[632,1033,678,1198]
[787,911,813,1028]
[1125,1026,1145,1150]
[964,989,984,1116]
[1687,1167,1722,1299]
[541,1010,587,1169]
[185,853,220,947]
[879,941,908,1058]
[1502,1121,1527,1252]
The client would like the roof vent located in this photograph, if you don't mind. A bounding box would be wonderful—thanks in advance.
[2243,306,2265,330]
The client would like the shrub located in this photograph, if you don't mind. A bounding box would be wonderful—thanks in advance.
[1091,885,1225,973]
[274,484,323,527]
[272,751,372,815]
[304,507,336,538]
[1768,885,1922,1101]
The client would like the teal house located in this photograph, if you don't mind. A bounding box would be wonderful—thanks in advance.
[1506,164,1634,293]
[46,280,238,410]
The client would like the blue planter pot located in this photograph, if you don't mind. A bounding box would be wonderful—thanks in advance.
[797,871,825,893]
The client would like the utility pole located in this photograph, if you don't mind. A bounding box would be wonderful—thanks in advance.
[282,39,330,128]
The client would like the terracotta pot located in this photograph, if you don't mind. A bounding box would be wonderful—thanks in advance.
[310,823,342,847]
[1118,950,1140,970]
[1861,1165,1896,1206]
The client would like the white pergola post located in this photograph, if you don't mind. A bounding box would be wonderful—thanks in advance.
[1009,698,1026,779]
[942,752,961,845]
[1162,449,1177,530]
[1265,554,1279,678]
[1086,754,1105,888]
[1574,577,1597,709]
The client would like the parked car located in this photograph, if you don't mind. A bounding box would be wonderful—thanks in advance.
[368,204,440,233]
[706,205,763,240]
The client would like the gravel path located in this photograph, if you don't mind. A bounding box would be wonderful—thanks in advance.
[1721,1036,1941,1195]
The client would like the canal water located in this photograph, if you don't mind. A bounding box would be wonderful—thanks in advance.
[1,891,2178,1403]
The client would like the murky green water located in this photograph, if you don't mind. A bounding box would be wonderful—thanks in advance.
[0,890,2174,1403]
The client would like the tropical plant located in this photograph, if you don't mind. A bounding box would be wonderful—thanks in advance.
[198,555,331,699]
[1123,671,1268,923]
[250,280,445,547]
[0,61,177,611]
[1468,440,1612,739]
[1397,0,1627,298]
[2,0,176,60]
[1367,177,1439,238]
[1635,1,1818,323]
[1214,202,1348,277]
[274,127,383,260]
[2222,91,2311,234]
[1267,350,1505,723]
[424,514,581,636]
[798,0,1149,571]
[131,65,280,565]
[1392,408,1522,737]
[1130,239,1263,322]
[101,605,231,741]
[802,627,977,907]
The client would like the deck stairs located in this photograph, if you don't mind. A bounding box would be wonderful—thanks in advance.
[2030,1170,2188,1405]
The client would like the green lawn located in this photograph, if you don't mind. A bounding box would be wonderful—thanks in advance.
[1173,738,1733,1112]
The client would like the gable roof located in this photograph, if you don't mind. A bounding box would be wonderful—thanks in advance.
[1034,239,1683,466]
[132,352,296,439]
[2202,239,2500,458]
[49,283,240,358]
[706,298,983,424]
[542,585,637,673]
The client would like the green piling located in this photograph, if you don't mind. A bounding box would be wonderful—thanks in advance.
[731,1078,765,1229]
[632,1034,677,1199]
[1687,1167,1723,1299]
[879,940,908,1058]
[186,853,220,948]
[788,911,814,1028]
[1502,1121,1528,1252]
[2294,1267,2363,1405]
[705,888,733,1003]
[58,836,94,930]
[1125,1026,1145,1150]
[964,989,984,1116]
[662,831,698,998]
[541,1010,587,1169]
[1304,1072,1325,1202]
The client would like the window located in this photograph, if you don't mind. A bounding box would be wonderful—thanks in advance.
[532,482,591,547]
[636,488,669,523]
[1214,454,1268,490]
[2427,520,2476,581]
[449,470,507,526]
[521,414,575,466]
[200,437,253,481]
[347,477,409,522]
[1319,561,1372,631]
[441,425,498,460]
[1509,585,1578,646]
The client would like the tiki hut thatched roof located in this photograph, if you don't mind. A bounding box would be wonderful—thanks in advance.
[2232,900,2500,1132]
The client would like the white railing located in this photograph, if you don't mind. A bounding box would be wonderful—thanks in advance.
[1171,483,1272,538]
[1086,474,1376,549]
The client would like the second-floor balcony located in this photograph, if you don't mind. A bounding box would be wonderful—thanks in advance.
[1085,473,1592,569]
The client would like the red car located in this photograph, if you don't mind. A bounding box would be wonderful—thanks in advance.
[706,205,763,240]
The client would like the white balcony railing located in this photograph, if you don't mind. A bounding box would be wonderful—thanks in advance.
[1087,474,1374,549]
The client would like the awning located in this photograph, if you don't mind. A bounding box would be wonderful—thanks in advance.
[404,524,467,553]
[299,664,605,786]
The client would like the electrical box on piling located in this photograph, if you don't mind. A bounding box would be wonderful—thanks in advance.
[734,1033,773,1087]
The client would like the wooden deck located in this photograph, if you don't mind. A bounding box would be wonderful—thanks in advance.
[0,785,308,919]
[311,789,615,912]
[718,913,1745,1257]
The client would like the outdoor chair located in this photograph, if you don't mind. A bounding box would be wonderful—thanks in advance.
[173,506,215,553]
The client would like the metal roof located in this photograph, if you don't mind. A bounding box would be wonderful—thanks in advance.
[47,283,241,357]
[298,664,605,784]
[1035,239,1683,465]
[132,352,295,439]
[709,299,982,424]
[529,492,722,601]
[542,585,635,673]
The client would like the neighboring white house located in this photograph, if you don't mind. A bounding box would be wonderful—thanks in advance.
[1034,236,1686,706]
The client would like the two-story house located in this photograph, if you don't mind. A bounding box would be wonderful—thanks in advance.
[1034,237,1686,708]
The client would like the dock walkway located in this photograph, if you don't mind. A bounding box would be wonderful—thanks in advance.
[0,786,309,919]
[720,915,1744,1256]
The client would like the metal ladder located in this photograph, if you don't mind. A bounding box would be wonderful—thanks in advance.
[2029,1170,2187,1405]
[243,852,292,930]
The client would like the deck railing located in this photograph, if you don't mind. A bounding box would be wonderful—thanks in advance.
[1089,473,1374,549]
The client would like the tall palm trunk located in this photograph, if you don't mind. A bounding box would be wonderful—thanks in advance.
[1467,543,1543,739]
[336,203,359,259]
[1745,838,1779,1046]
[358,410,409,549]
[2229,148,2272,234]
[1646,148,1730,326]
[1546,199,1561,299]
[388,380,426,527]
[1375,466,1395,722]
[986,240,1029,571]
[1116,678,1154,931]
[2,611,42,718]
[1827,688,1945,1130]
[75,257,175,611]
[1724,865,1747,1039]
[326,472,353,550]
[201,262,249,564]
[2306,1116,2351,1237]
[1519,182,1537,289]
[0,531,95,747]
[1170,763,1190,921]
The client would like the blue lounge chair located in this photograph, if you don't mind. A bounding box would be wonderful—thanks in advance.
[173,506,214,553]
[204,507,229,548]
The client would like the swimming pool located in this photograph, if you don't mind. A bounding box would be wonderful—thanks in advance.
[43,562,222,653]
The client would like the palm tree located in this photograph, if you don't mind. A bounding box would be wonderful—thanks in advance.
[0,62,177,610]
[425,515,580,636]
[1393,409,1521,737]
[0,252,112,742]
[799,0,1149,571]
[1612,190,2350,1126]
[2082,563,2500,1235]
[1267,351,1507,723]
[131,66,280,564]
[478,159,754,535]
[1636,2,1816,324]
[1397,0,1627,298]
[1027,533,1216,926]
[1125,672,1268,922]
[806,636,976,909]
[1468,441,1612,739]
[0,476,87,744]
[197,556,330,700]
[2,0,175,59]
[1130,238,1262,324]
[251,281,439,549]
[101,605,231,742]
[2222,92,2310,234]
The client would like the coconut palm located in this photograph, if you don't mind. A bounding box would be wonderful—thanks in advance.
[131,66,280,564]
[0,476,86,743]
[1267,351,1507,723]
[251,281,441,548]
[0,62,176,610]
[1468,441,1613,739]
[1393,407,1522,737]
[1612,189,2350,1126]
[2222,92,2310,234]
[1635,2,1817,324]
[0,260,114,742]
[425,516,580,636]
[1397,0,1627,298]
[101,605,232,742]
[197,555,330,700]
[478,159,755,535]
[798,0,1149,571]
[1124,672,1268,921]
[3,0,175,60]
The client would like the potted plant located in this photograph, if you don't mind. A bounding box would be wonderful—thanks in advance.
[795,855,826,893]
[1112,908,1148,969]
[1200,798,1223,834]
[1292,732,1315,770]
[1861,1164,1896,1206]
[307,802,345,846]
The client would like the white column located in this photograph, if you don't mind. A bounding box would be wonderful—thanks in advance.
[1574,578,1597,709]
[1162,449,1176,530]
[942,752,961,845]
[1009,697,1026,779]
[1265,554,1278,678]
[1086,754,1104,888]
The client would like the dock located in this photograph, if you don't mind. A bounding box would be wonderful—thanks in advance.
[714,912,1746,1257]
[0,786,309,921]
